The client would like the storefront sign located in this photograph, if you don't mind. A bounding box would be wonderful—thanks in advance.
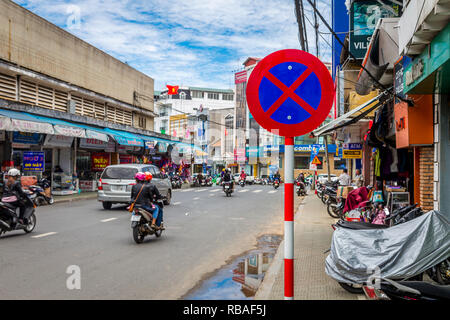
[405,59,424,87]
[53,125,86,138]
[23,151,45,172]
[235,70,247,84]
[343,143,363,159]
[79,138,107,150]
[91,153,110,171]
[44,135,74,148]
[13,132,42,145]
[394,56,411,104]
[119,154,133,164]
[85,130,109,142]
[343,149,363,159]
[79,180,96,191]
[349,1,401,59]
[11,119,54,135]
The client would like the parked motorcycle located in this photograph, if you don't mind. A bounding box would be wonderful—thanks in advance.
[223,181,233,197]
[0,196,36,236]
[130,200,164,244]
[327,195,344,219]
[27,178,53,206]
[363,277,450,301]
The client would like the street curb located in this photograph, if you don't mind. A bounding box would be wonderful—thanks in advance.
[54,194,97,204]
[254,197,306,300]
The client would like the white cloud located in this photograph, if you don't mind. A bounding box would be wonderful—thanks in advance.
[14,0,332,90]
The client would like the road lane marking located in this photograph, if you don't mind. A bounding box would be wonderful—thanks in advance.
[173,202,181,205]
[209,194,215,197]
[195,189,207,193]
[181,189,192,192]
[253,189,263,193]
[238,189,249,193]
[193,197,200,200]
[230,217,245,220]
[31,232,58,239]
[268,190,278,194]
[210,189,220,193]
[101,218,118,223]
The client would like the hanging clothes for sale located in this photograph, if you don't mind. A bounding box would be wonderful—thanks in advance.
[373,148,381,177]
[389,146,399,173]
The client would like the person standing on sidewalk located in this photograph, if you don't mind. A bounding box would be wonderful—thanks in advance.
[338,169,351,186]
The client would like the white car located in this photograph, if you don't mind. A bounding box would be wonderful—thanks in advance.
[316,174,338,184]
[245,175,254,184]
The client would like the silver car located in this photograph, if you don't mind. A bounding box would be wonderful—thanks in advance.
[97,164,172,210]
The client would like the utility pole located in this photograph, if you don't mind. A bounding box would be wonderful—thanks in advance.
[294,0,307,51]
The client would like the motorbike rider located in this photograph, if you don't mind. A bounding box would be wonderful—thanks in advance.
[222,168,234,190]
[239,170,246,183]
[273,171,281,183]
[2,168,33,225]
[131,172,164,230]
[296,172,306,190]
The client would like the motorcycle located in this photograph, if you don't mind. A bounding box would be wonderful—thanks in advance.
[363,277,450,301]
[295,181,306,196]
[327,195,344,219]
[223,181,233,197]
[239,179,245,187]
[205,176,213,187]
[273,179,280,189]
[130,200,164,244]
[27,181,54,206]
[0,195,37,236]
[170,176,182,189]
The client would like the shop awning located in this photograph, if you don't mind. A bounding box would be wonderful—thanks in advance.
[0,109,54,134]
[0,108,111,141]
[312,91,390,137]
[356,18,400,96]
[103,128,144,147]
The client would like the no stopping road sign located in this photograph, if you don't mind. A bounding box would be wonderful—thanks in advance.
[246,49,334,137]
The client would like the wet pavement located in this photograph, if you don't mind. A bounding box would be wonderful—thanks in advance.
[184,234,282,300]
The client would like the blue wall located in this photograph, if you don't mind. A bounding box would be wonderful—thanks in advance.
[332,0,349,80]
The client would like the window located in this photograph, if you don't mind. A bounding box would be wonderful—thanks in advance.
[334,158,346,170]
[294,156,309,169]
[101,167,138,180]
[192,91,204,99]
[222,93,234,101]
[138,116,147,129]
[207,92,219,100]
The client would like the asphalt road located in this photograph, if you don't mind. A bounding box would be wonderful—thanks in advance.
[0,184,288,299]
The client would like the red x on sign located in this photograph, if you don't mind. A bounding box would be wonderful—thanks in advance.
[246,49,334,137]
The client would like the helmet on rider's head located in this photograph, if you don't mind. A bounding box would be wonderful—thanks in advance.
[144,172,153,182]
[7,168,21,177]
[135,172,145,181]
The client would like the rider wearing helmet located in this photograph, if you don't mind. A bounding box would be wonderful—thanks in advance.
[2,168,33,225]
[222,168,234,189]
[131,172,164,230]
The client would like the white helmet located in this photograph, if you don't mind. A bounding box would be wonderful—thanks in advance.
[7,168,21,177]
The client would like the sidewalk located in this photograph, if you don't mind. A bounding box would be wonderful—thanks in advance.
[255,192,363,300]
[53,192,97,204]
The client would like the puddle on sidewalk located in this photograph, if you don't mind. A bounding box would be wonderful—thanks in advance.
[184,234,282,300]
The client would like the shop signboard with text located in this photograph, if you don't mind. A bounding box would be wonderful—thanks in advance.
[91,153,110,171]
[23,151,45,172]
[349,0,401,59]
[342,143,363,159]
[13,132,42,145]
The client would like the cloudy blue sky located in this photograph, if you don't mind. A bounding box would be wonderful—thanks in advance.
[14,0,331,91]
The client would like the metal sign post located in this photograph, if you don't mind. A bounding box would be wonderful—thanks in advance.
[284,137,294,299]
[246,49,334,300]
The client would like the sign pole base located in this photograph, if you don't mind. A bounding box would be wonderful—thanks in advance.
[284,137,294,300]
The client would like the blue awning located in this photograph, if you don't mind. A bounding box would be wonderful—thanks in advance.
[103,128,144,147]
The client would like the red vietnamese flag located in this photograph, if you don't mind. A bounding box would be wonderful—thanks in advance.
[167,85,179,95]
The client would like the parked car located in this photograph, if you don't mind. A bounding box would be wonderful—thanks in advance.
[98,164,172,210]
[317,174,338,185]
[233,174,241,183]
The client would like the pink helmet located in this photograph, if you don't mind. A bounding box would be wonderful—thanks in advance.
[135,172,146,181]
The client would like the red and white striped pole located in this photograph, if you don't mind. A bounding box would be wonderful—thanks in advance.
[284,136,294,300]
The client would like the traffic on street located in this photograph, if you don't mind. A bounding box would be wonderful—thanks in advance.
[0,0,449,307]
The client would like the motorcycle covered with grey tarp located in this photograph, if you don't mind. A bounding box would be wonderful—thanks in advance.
[325,211,450,287]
